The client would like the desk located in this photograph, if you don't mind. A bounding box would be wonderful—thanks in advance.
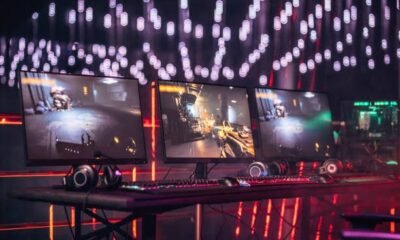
[10,179,400,240]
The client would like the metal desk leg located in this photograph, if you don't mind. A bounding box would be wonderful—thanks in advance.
[301,196,311,240]
[142,214,156,240]
[75,207,82,240]
[195,204,203,240]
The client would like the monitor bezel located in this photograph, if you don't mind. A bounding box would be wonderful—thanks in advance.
[18,71,148,166]
[254,86,335,162]
[157,80,257,164]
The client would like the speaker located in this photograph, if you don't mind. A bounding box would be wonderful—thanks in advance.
[101,165,122,189]
[63,165,98,191]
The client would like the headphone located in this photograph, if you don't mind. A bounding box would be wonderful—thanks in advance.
[319,159,343,175]
[247,162,269,177]
[247,161,289,177]
[63,165,98,191]
[63,165,122,191]
[101,165,122,189]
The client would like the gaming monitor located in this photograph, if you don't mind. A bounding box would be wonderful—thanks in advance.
[19,72,147,165]
[158,81,255,162]
[341,100,399,141]
[255,88,334,161]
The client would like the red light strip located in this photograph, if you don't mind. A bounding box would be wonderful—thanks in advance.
[132,167,137,239]
[315,216,323,240]
[151,81,156,181]
[92,208,96,230]
[298,161,304,176]
[263,199,272,238]
[290,198,300,240]
[49,205,54,240]
[0,168,186,179]
[390,208,396,233]
[250,201,259,235]
[328,194,339,240]
[277,199,286,240]
[235,201,244,238]
[0,115,22,125]
[71,207,75,227]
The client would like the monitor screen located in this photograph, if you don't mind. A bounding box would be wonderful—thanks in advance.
[19,72,147,165]
[342,100,399,141]
[255,88,334,161]
[158,81,255,162]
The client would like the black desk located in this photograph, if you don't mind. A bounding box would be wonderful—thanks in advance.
[10,179,400,240]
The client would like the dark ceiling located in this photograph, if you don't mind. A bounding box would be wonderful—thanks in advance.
[0,0,50,35]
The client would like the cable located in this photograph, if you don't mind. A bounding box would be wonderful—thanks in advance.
[162,167,172,180]
[207,163,219,175]
[207,204,261,240]
[63,206,76,239]
[101,209,117,240]
[215,204,227,240]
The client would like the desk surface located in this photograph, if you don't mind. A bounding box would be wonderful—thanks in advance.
[10,178,400,213]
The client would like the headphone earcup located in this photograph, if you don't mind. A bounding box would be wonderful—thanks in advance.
[103,165,122,189]
[63,165,98,191]
[247,162,269,177]
[268,161,288,176]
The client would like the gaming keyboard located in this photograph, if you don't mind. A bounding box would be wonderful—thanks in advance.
[120,178,225,194]
[236,175,319,186]
[120,175,318,194]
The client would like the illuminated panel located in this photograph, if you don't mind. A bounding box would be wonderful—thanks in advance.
[277,199,286,240]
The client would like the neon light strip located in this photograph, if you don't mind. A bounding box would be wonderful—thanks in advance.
[315,216,323,240]
[390,208,396,233]
[132,167,137,239]
[49,205,54,240]
[151,81,156,181]
[277,198,286,239]
[290,198,300,240]
[92,208,96,230]
[0,168,189,179]
[235,201,243,237]
[250,201,259,235]
[263,199,272,238]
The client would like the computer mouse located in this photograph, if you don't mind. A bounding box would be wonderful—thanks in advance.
[219,177,240,187]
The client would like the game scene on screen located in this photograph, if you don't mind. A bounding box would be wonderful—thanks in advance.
[159,82,255,159]
[342,101,399,140]
[256,88,333,160]
[20,72,146,162]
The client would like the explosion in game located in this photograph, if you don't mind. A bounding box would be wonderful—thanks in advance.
[20,72,146,163]
[256,88,333,161]
[159,82,255,159]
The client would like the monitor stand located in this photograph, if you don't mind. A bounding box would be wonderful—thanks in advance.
[194,162,208,179]
[194,162,208,240]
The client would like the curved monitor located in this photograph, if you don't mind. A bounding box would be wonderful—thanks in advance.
[158,81,255,163]
[255,88,334,161]
[19,72,147,165]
